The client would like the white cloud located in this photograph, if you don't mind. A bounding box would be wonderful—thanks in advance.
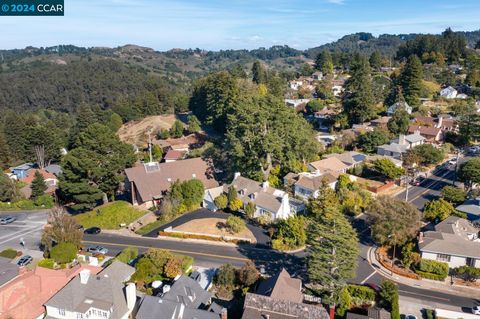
[325,0,345,4]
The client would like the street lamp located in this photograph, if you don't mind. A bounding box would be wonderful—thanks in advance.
[388,234,396,276]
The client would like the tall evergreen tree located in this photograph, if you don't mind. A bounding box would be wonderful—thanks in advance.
[307,203,359,301]
[31,170,47,199]
[369,51,382,70]
[342,55,376,124]
[315,50,334,76]
[399,55,423,106]
[252,61,267,84]
[0,130,10,168]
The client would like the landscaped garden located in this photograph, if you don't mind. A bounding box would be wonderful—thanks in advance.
[74,200,148,229]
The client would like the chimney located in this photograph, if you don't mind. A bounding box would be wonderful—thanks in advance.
[418,232,424,244]
[262,181,269,190]
[398,134,406,145]
[80,269,90,284]
[329,305,335,319]
[234,172,241,180]
[126,282,136,311]
[437,116,443,128]
[220,308,228,319]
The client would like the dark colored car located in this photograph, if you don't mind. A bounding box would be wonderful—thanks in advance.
[364,282,380,292]
[17,255,33,267]
[84,227,101,234]
[410,176,424,186]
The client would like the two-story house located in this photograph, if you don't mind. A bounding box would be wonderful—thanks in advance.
[44,261,136,319]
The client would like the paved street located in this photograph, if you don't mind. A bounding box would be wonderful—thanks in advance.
[0,211,48,252]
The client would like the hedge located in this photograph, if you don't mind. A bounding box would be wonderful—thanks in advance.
[417,259,449,280]
[37,258,55,269]
[347,285,376,304]
[415,270,447,281]
[0,248,18,259]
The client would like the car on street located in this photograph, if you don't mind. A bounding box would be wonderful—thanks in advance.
[84,227,101,234]
[406,314,417,319]
[472,306,480,315]
[0,216,16,225]
[448,158,457,166]
[17,255,33,267]
[87,245,108,255]
[409,176,424,186]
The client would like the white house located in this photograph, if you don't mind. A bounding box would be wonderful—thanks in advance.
[440,86,458,99]
[284,98,310,108]
[377,132,425,159]
[44,261,136,319]
[419,216,480,269]
[288,80,303,91]
[203,173,303,221]
[284,171,338,200]
[387,101,412,116]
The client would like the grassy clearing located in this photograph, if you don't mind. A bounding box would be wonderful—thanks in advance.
[75,201,147,230]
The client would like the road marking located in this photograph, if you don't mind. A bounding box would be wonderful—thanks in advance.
[82,240,250,262]
[408,169,453,203]
[399,289,450,302]
[360,271,377,284]
[0,226,42,245]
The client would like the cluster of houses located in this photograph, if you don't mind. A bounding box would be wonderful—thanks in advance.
[0,254,337,319]
[4,163,61,199]
[153,132,207,163]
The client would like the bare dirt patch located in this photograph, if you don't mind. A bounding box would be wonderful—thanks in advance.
[173,218,256,243]
[117,115,177,146]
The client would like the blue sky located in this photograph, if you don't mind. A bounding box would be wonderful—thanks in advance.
[0,0,479,50]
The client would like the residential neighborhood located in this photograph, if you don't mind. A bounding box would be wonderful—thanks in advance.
[1,3,480,319]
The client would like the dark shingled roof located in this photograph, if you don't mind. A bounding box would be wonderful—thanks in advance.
[256,268,302,303]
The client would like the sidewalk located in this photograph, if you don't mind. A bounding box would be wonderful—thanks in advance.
[368,246,480,298]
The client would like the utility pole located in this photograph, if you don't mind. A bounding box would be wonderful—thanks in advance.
[452,149,460,186]
[148,132,153,163]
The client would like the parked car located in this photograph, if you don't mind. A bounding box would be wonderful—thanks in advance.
[364,282,380,292]
[87,245,108,255]
[473,306,480,315]
[410,176,424,186]
[84,227,101,234]
[0,216,16,225]
[17,255,33,267]
[448,158,457,166]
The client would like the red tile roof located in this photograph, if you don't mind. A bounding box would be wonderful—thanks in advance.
[20,169,56,184]
[0,264,101,319]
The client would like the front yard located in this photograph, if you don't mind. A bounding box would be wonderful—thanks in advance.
[172,217,257,242]
[74,201,148,229]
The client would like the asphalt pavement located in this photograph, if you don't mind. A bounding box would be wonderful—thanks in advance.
[0,210,48,252]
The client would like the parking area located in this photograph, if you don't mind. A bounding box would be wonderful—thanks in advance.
[0,211,48,253]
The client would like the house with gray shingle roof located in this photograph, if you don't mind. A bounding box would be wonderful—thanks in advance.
[284,171,338,199]
[44,261,136,319]
[204,173,303,221]
[418,216,480,269]
[377,132,425,159]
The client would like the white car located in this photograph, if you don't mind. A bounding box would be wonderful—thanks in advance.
[473,306,480,315]
[448,158,457,166]
[87,245,108,255]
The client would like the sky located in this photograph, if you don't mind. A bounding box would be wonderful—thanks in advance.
[0,0,479,51]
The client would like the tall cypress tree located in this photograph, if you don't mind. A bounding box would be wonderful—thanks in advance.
[252,61,267,84]
[342,55,376,124]
[31,170,47,199]
[399,55,423,107]
[315,50,334,76]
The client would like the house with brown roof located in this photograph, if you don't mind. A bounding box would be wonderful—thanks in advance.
[407,125,443,143]
[324,151,368,169]
[125,158,218,208]
[204,173,304,221]
[164,149,186,162]
[19,168,58,198]
[241,269,329,319]
[308,157,349,174]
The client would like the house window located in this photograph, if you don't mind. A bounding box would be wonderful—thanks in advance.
[58,309,66,316]
[77,313,84,319]
[436,254,451,262]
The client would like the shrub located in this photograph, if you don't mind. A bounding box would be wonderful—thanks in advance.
[379,280,400,319]
[116,247,138,264]
[245,202,256,219]
[215,263,236,287]
[237,261,258,286]
[425,309,434,319]
[228,198,243,212]
[274,216,306,249]
[164,257,183,278]
[453,265,480,282]
[0,248,18,259]
[226,215,245,234]
[181,255,194,273]
[50,242,77,264]
[34,194,54,208]
[416,259,449,280]
[37,258,55,269]
[214,194,228,210]
[347,285,376,305]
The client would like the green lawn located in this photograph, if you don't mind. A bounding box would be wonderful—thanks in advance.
[75,201,148,230]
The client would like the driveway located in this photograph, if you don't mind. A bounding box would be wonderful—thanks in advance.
[143,208,271,246]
